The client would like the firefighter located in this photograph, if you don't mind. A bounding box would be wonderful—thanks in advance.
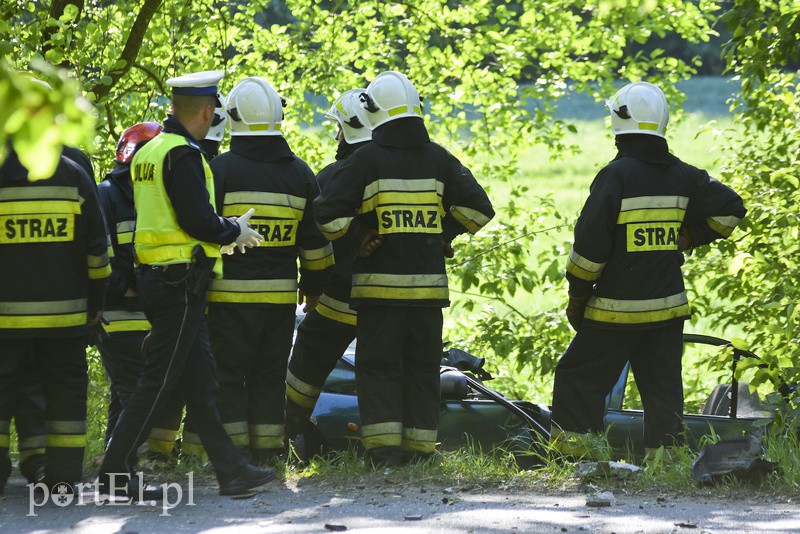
[550,81,747,459]
[199,95,227,158]
[1,144,97,489]
[314,71,495,466]
[0,141,110,491]
[285,89,372,440]
[96,70,274,498]
[206,76,333,464]
[96,122,184,458]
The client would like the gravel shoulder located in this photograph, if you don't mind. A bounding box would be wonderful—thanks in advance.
[1,473,799,533]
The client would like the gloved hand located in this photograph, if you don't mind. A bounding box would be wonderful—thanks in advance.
[359,228,383,257]
[566,295,589,332]
[298,291,320,313]
[224,208,263,254]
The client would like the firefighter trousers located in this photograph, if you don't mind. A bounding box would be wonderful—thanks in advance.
[98,331,183,454]
[551,320,685,449]
[356,305,442,463]
[207,305,295,462]
[286,309,356,428]
[98,266,246,485]
[14,362,47,482]
[0,337,88,485]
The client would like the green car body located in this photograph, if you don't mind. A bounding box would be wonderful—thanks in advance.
[304,334,776,462]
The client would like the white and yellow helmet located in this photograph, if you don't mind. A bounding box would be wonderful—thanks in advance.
[205,93,227,142]
[606,81,669,138]
[360,71,422,129]
[226,77,284,136]
[325,89,372,144]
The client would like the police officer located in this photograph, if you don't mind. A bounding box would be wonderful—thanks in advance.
[199,95,227,158]
[206,76,333,464]
[550,81,747,459]
[0,141,110,491]
[314,71,495,466]
[285,89,372,440]
[180,98,226,459]
[97,70,274,498]
[96,122,183,458]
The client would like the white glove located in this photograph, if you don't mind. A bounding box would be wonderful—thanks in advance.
[229,208,263,254]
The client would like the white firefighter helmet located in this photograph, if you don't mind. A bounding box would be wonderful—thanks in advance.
[226,77,284,136]
[325,89,372,144]
[360,71,422,129]
[205,93,227,142]
[606,81,669,138]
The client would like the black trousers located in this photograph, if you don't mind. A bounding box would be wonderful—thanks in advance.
[551,320,685,449]
[0,337,87,484]
[98,266,246,484]
[286,309,356,414]
[15,363,47,481]
[98,331,183,452]
[207,305,295,459]
[356,305,442,457]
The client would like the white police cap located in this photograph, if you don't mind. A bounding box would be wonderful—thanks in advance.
[166,70,224,98]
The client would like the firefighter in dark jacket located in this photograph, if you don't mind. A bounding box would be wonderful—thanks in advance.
[285,88,372,439]
[550,81,747,458]
[96,122,183,457]
[206,76,334,464]
[96,70,274,499]
[314,71,495,466]
[0,143,99,490]
[0,142,110,491]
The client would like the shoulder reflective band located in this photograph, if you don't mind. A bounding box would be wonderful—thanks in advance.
[360,178,444,215]
[617,195,689,224]
[221,191,306,220]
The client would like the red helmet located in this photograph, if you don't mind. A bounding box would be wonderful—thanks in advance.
[115,122,163,164]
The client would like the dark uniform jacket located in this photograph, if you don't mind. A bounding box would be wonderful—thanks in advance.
[0,148,110,338]
[156,116,240,246]
[208,136,334,306]
[314,141,370,323]
[566,135,746,327]
[97,165,148,331]
[313,118,495,308]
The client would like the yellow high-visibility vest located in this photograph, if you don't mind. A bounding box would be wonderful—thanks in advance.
[132,133,222,276]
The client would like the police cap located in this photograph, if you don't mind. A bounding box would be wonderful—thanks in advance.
[166,70,224,105]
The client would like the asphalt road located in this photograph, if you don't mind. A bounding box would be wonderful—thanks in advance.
[1,473,799,533]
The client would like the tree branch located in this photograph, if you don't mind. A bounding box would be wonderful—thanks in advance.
[90,0,163,100]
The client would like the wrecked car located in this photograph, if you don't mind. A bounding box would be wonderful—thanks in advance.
[297,334,779,465]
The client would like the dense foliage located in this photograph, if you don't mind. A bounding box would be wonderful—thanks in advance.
[688,0,800,420]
